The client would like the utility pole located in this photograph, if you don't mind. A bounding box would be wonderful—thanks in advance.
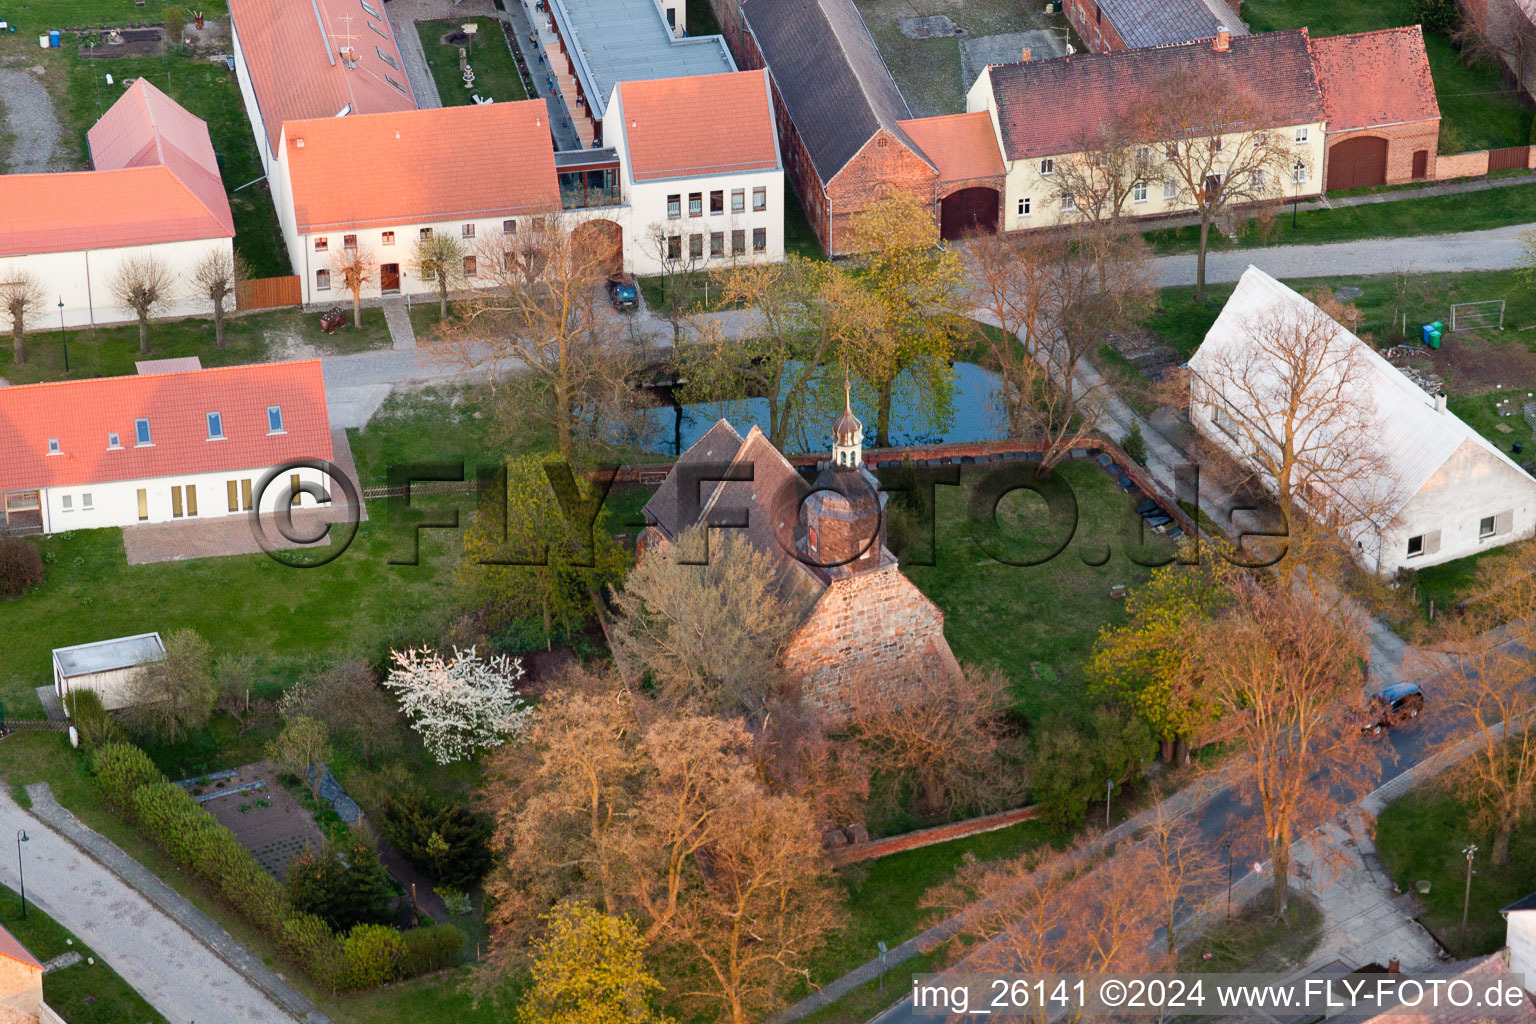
[1106,779,1114,828]
[1223,838,1233,917]
[1460,843,1478,955]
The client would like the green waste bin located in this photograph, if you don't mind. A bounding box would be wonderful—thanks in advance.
[1428,329,1442,350]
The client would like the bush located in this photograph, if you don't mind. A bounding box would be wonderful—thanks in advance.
[1028,709,1155,832]
[279,912,344,991]
[1120,423,1147,466]
[66,690,122,750]
[90,743,163,812]
[0,538,43,598]
[400,923,465,975]
[285,830,394,932]
[379,791,493,889]
[1414,0,1459,33]
[341,924,406,990]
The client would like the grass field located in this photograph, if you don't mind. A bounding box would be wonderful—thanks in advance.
[0,307,392,384]
[10,0,227,29]
[417,19,528,105]
[1243,0,1534,151]
[1180,889,1323,972]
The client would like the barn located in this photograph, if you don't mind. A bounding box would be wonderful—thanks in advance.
[53,633,166,713]
[1310,28,1440,191]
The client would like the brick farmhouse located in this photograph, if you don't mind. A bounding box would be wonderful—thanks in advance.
[1307,27,1441,189]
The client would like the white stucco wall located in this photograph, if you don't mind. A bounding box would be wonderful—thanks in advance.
[1510,911,1536,996]
[39,463,335,534]
[230,19,275,176]
[0,237,233,331]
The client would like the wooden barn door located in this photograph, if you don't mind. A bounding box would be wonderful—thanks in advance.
[1326,136,1389,191]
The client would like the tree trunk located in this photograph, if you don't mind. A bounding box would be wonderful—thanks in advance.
[352,291,362,329]
[1195,213,1212,302]
[137,315,150,355]
[1160,737,1175,762]
[10,324,23,366]
[1493,825,1512,866]
[542,590,553,651]
[1173,736,1190,766]
[214,302,226,348]
[1271,840,1290,919]
[876,383,893,448]
[438,274,448,321]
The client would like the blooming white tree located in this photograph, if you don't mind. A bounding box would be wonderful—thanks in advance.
[383,646,534,764]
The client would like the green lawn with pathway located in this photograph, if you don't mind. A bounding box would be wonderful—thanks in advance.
[416,18,528,105]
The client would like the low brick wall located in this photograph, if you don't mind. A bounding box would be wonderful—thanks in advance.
[1435,150,1491,180]
[829,804,1041,865]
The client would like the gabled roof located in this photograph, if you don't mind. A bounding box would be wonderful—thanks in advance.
[281,102,560,232]
[644,418,745,540]
[1308,27,1439,132]
[895,112,1005,183]
[1093,0,1246,50]
[0,925,42,972]
[1503,892,1536,915]
[742,0,932,182]
[0,361,333,492]
[983,29,1324,161]
[616,71,780,182]
[228,0,417,154]
[1189,266,1532,525]
[0,80,233,257]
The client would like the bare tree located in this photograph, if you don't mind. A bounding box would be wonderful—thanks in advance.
[1143,68,1296,300]
[640,221,708,345]
[1050,118,1160,224]
[110,255,176,354]
[280,659,403,768]
[1143,796,1223,953]
[0,271,47,367]
[329,243,377,329]
[190,248,248,349]
[411,232,465,322]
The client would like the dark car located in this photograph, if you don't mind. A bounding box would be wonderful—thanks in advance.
[1360,682,1426,735]
[607,273,638,311]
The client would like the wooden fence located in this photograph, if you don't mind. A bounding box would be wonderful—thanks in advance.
[1489,145,1532,173]
[236,275,301,311]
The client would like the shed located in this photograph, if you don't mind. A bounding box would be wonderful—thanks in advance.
[52,632,166,712]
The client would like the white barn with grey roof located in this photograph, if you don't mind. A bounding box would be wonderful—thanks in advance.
[53,632,166,712]
[1189,266,1536,574]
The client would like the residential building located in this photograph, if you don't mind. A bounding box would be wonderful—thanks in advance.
[227,0,417,175]
[1308,27,1440,189]
[1188,267,1536,574]
[269,102,561,306]
[639,404,963,722]
[606,70,784,274]
[0,924,48,1024]
[1062,0,1246,52]
[0,361,336,536]
[0,79,235,330]
[968,30,1328,231]
[53,632,167,713]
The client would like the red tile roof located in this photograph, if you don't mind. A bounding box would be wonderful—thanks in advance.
[617,71,780,181]
[983,29,1324,161]
[228,0,417,154]
[896,112,1005,183]
[281,102,560,232]
[0,80,233,258]
[0,361,333,492]
[1308,27,1439,132]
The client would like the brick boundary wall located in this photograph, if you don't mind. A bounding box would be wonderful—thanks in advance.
[1436,150,1492,179]
[829,804,1041,866]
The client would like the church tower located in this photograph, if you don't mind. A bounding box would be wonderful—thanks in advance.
[798,388,888,576]
[831,380,863,469]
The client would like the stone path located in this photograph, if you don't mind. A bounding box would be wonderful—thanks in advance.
[5,784,321,1024]
[389,9,443,109]
[0,62,65,173]
[382,297,417,350]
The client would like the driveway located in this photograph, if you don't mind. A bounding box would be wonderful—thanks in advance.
[0,62,65,173]
[0,790,297,1024]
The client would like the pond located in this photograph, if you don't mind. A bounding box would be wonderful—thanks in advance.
[636,362,1009,456]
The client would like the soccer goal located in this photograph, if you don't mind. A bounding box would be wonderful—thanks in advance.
[1450,299,1505,332]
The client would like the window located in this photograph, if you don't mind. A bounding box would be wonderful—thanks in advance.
[667,194,681,219]
[61,495,72,512]
[135,418,152,445]
[419,227,433,240]
[1040,157,1055,176]
[462,223,476,239]
[385,74,408,95]
[710,190,724,215]
[688,193,703,217]
[1133,181,1148,203]
[731,189,745,213]
[1163,178,1178,200]
[290,473,302,508]
[206,411,224,440]
[710,231,724,257]
[1294,126,1309,143]
[731,229,746,255]
[316,269,331,291]
[1212,135,1223,152]
[376,46,398,69]
[689,234,704,259]
[667,235,682,260]
[268,406,285,433]
[81,493,92,510]
[1292,159,1308,184]
[368,19,388,40]
[752,227,766,252]
[314,237,328,252]
[108,432,121,449]
[1250,169,1266,190]
[1017,196,1032,216]
[343,234,358,249]
[47,438,60,454]
[503,219,516,234]
[360,0,382,16]
[1135,145,1151,165]
[1060,194,1076,212]
[1480,516,1496,538]
[1407,535,1424,557]
[752,187,767,211]
[463,255,478,277]
[381,230,395,246]
[1254,132,1269,148]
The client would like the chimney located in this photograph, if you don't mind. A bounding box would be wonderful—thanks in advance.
[1434,393,1448,413]
[1021,46,1032,61]
[1213,26,1230,51]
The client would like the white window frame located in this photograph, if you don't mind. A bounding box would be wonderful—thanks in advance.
[1132,181,1148,204]
[1017,196,1032,217]
[107,432,121,449]
[1040,157,1055,176]
[1294,126,1309,143]
[1162,179,1178,201]
[46,438,60,454]
[1293,160,1308,184]
[82,493,93,510]
[1407,534,1424,557]
[1480,516,1496,538]
[1060,194,1076,211]
[135,418,152,446]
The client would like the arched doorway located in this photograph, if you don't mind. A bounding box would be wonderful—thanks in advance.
[572,219,624,274]
[1326,136,1389,191]
[940,187,1000,239]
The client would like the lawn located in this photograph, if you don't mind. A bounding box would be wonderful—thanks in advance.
[347,386,504,488]
[0,881,167,1024]
[1179,889,1324,972]
[417,18,529,105]
[901,457,1177,723]
[1,307,391,384]
[1376,783,1536,957]
[11,0,227,29]
[1243,0,1534,151]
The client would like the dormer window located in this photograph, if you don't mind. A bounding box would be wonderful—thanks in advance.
[135,418,152,446]
[108,432,121,449]
[267,406,285,434]
[207,411,225,440]
[47,438,60,454]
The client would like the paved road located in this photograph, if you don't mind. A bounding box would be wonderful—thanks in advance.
[0,790,296,1024]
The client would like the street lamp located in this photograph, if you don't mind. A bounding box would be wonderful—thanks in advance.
[15,830,28,919]
[1460,843,1478,954]
[1222,838,1233,918]
[1105,778,1114,828]
[56,298,69,373]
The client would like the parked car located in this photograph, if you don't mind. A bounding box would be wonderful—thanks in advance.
[607,273,638,311]
[1360,682,1425,735]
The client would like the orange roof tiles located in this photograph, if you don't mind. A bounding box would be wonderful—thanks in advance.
[896,112,1005,183]
[281,102,560,232]
[1308,27,1440,132]
[0,80,233,258]
[228,0,417,154]
[0,361,333,492]
[617,71,780,182]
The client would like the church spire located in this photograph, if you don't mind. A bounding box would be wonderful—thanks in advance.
[831,375,863,470]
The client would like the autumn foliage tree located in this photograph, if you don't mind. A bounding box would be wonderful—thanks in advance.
[0,271,46,366]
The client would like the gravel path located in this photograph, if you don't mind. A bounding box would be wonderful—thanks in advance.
[0,62,64,173]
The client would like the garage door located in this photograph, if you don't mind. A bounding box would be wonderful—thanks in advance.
[1326,136,1389,191]
[940,187,1000,239]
